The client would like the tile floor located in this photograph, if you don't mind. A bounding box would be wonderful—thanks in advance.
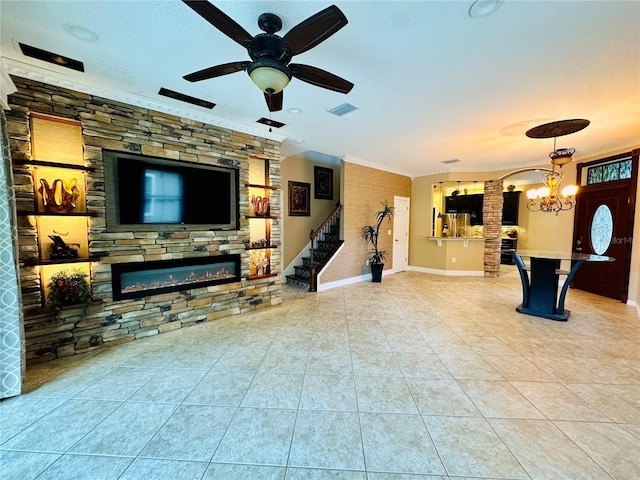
[2,269,640,479]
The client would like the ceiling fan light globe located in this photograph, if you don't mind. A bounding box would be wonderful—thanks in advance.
[249,66,290,94]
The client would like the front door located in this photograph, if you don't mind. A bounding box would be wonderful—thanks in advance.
[393,196,410,273]
[572,150,638,302]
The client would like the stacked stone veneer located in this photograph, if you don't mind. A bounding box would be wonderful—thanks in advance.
[483,179,504,277]
[7,77,282,364]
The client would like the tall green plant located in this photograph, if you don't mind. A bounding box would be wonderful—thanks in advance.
[361,200,395,264]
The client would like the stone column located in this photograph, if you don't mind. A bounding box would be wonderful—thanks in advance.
[483,179,503,277]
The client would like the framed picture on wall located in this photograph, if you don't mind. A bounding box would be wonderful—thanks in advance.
[314,166,333,199]
[288,181,311,216]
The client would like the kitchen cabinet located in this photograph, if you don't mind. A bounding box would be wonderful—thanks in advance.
[502,191,521,226]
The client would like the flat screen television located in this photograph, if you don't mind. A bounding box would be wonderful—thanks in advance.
[104,151,239,231]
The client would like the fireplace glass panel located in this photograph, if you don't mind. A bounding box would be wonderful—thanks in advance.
[111,255,240,300]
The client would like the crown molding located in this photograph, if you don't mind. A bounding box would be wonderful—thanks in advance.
[0,61,17,110]
[342,155,413,178]
[1,58,287,142]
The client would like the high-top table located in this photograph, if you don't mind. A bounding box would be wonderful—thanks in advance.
[513,250,614,321]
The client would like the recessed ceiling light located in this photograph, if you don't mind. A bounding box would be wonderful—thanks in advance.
[63,23,98,42]
[469,0,504,19]
[287,108,302,114]
[294,139,305,144]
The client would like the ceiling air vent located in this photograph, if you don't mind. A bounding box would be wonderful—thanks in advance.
[257,117,285,128]
[441,159,461,164]
[19,43,84,72]
[158,87,215,109]
[328,103,358,117]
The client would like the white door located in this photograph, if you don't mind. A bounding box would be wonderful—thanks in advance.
[393,196,410,272]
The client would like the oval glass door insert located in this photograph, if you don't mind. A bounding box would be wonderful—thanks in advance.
[590,204,613,255]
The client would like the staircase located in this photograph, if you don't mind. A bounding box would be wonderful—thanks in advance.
[286,203,343,292]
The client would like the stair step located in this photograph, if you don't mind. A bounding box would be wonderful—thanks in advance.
[286,275,311,290]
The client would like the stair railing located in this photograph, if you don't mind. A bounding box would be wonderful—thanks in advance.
[308,202,342,292]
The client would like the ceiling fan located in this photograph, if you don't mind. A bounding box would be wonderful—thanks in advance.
[181,1,354,112]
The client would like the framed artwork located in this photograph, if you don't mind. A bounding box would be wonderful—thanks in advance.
[288,181,311,216]
[314,166,333,199]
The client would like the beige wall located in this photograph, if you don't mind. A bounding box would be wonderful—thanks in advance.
[320,161,411,283]
[280,154,340,268]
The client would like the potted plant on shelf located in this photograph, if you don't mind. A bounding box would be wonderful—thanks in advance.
[361,200,394,282]
[47,267,92,318]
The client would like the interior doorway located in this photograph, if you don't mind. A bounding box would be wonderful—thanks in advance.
[572,150,638,302]
[393,196,410,273]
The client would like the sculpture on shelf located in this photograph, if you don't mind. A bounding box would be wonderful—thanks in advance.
[250,195,270,216]
[48,235,79,259]
[38,178,80,213]
[249,249,269,276]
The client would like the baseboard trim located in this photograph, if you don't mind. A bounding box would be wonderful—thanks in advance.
[407,266,485,276]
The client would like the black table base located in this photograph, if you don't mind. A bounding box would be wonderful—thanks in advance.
[514,255,585,321]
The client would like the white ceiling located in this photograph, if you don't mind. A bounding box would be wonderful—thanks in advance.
[1,1,639,177]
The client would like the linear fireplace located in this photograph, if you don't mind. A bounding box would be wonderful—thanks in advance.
[111,255,241,300]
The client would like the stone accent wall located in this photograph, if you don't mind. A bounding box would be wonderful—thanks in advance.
[7,77,282,364]
[483,179,504,277]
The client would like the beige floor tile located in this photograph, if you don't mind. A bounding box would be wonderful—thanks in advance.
[565,383,640,423]
[36,454,133,480]
[69,402,177,456]
[406,378,480,416]
[483,355,555,382]
[437,353,504,380]
[489,418,613,479]
[424,416,527,478]
[140,405,236,461]
[289,410,365,470]
[2,399,121,452]
[9,276,640,479]
[458,380,545,419]
[555,420,640,480]
[212,407,296,466]
[299,374,358,411]
[510,381,612,421]
[241,372,304,409]
[203,463,286,479]
[360,412,445,475]
[354,375,419,414]
[184,370,254,406]
[120,458,209,480]
[393,352,452,379]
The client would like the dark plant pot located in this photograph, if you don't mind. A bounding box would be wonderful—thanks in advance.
[370,263,384,282]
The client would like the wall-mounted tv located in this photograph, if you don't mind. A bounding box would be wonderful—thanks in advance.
[104,151,239,231]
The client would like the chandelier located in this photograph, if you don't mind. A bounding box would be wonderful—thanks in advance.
[525,119,589,214]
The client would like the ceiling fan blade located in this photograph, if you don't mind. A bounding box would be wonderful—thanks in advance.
[290,64,354,94]
[283,5,348,56]
[182,0,253,48]
[183,61,249,82]
[264,91,283,112]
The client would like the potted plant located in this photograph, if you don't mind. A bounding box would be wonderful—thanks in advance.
[361,200,394,282]
[47,267,92,317]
